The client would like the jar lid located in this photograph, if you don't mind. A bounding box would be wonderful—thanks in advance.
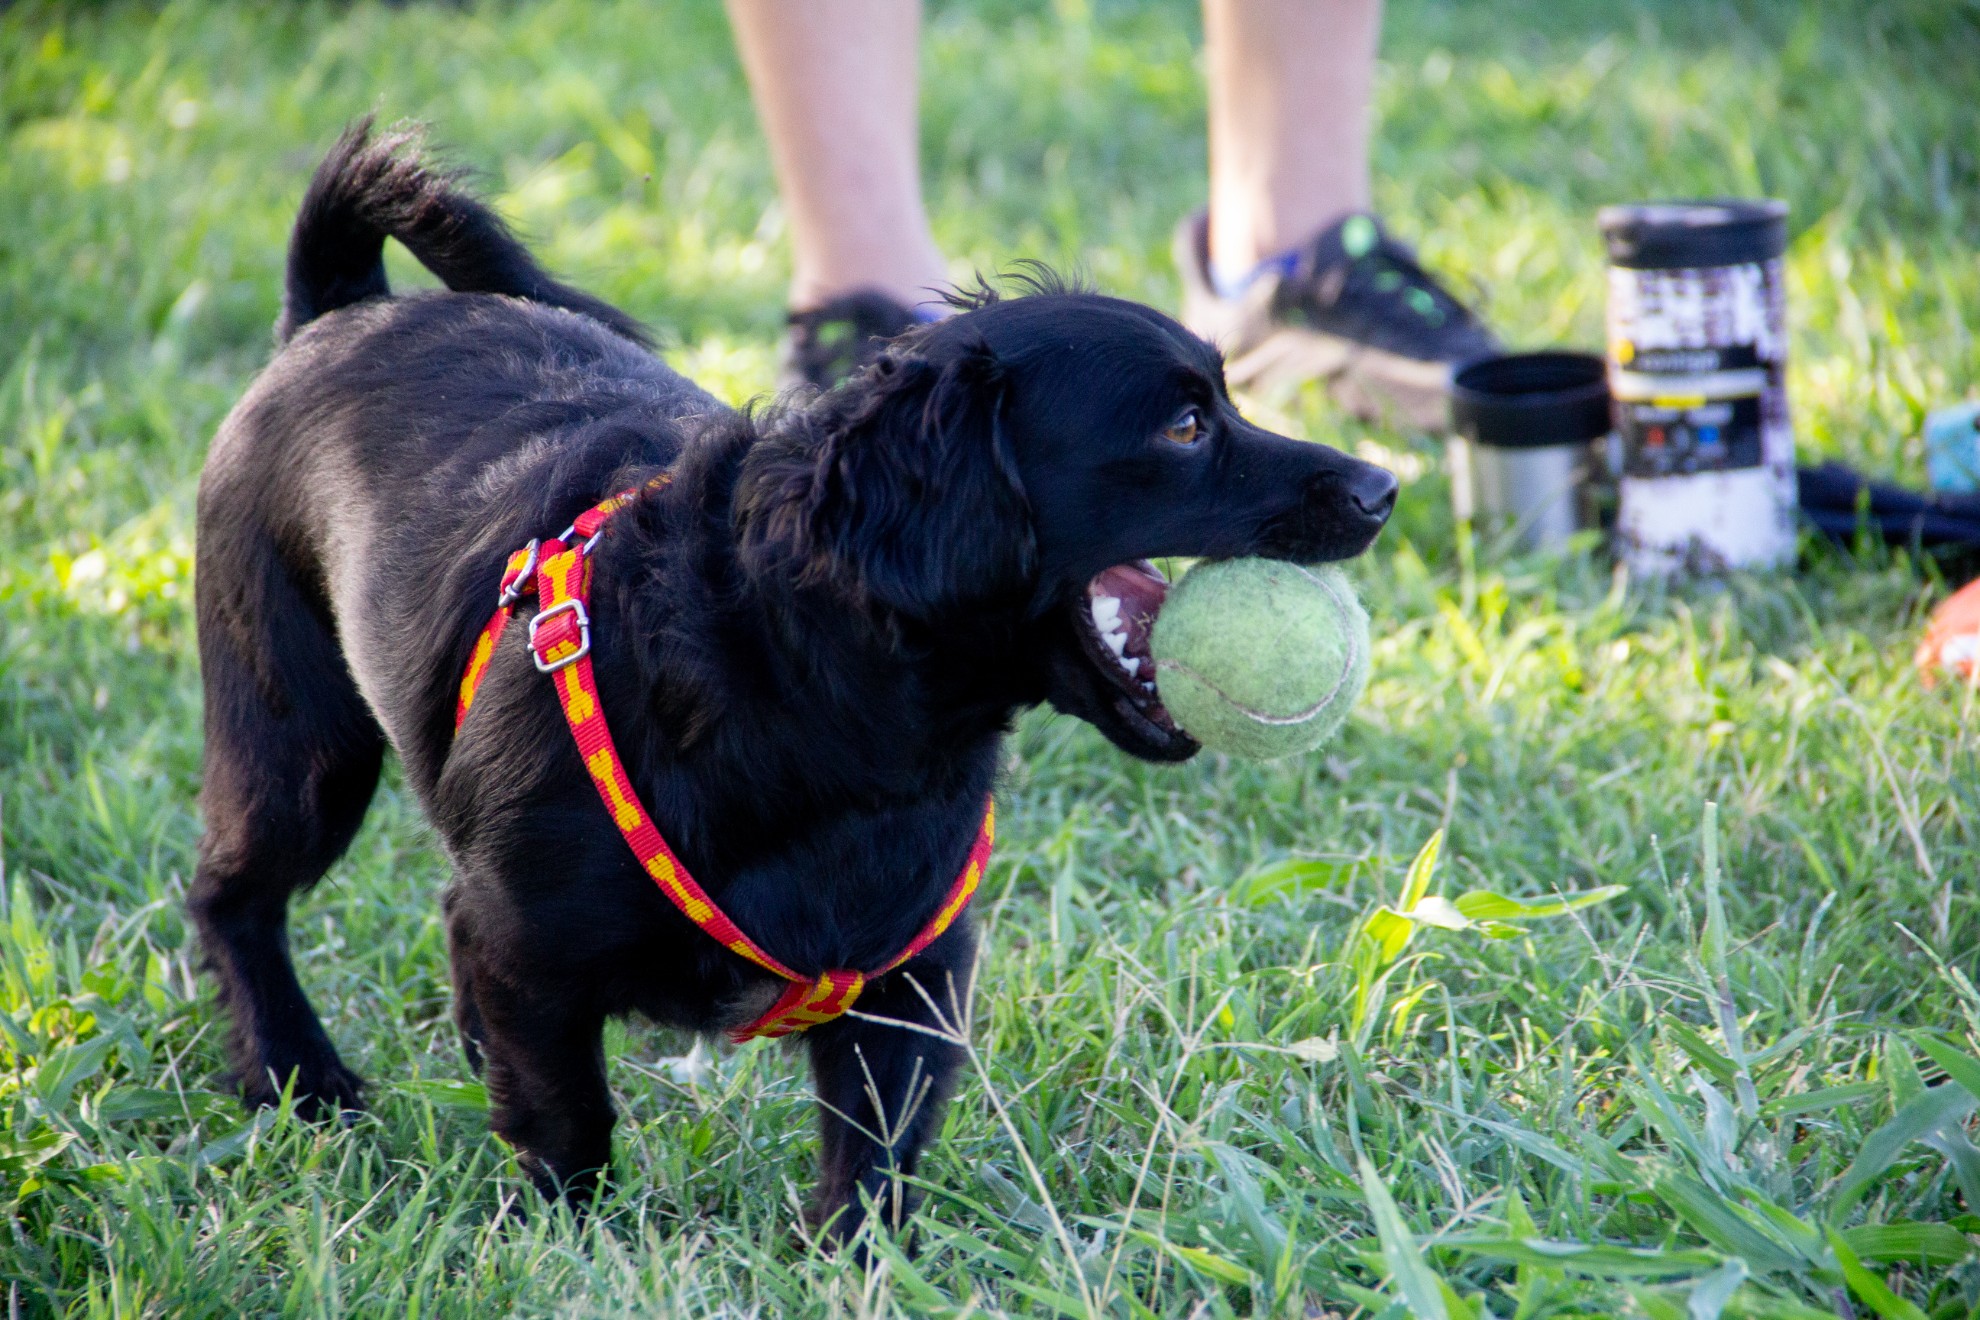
[1450,352,1612,448]
[1598,198,1788,269]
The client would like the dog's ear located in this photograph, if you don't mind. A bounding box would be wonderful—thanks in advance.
[740,342,1035,617]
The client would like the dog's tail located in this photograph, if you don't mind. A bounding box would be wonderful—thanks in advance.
[275,117,651,347]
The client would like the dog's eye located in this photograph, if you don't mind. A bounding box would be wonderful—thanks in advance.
[1161,410,1203,447]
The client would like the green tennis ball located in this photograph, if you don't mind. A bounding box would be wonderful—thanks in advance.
[1150,558,1370,761]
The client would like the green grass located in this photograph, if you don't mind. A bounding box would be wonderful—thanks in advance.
[5,0,1980,1314]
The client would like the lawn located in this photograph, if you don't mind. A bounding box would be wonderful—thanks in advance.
[4,0,1980,1315]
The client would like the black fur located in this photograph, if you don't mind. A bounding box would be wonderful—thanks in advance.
[192,122,1396,1241]
[276,118,649,347]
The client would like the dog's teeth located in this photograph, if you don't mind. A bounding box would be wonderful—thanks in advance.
[1091,596,1121,628]
[1120,656,1140,676]
[1105,631,1128,657]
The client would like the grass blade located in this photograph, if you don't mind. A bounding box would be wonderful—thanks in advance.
[1839,1221,1976,1267]
[1438,1236,1723,1279]
[1828,1085,1977,1224]
[1826,1227,1928,1320]
[1697,802,1760,1120]
[1399,830,1444,911]
[1450,886,1627,922]
[1911,1033,1980,1102]
[1358,1157,1448,1320]
[1760,1083,1881,1119]
[1649,1175,1808,1274]
[1684,1257,1746,1320]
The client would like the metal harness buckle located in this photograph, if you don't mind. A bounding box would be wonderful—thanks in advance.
[528,598,591,673]
[496,538,541,610]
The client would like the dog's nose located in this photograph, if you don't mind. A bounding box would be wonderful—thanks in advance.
[1347,463,1398,521]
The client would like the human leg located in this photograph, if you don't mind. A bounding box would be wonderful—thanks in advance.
[727,0,950,391]
[1184,0,1497,426]
[1204,0,1381,281]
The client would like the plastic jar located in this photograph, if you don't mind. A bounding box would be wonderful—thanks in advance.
[1599,199,1796,573]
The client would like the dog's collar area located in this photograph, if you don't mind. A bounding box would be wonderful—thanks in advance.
[454,477,992,1042]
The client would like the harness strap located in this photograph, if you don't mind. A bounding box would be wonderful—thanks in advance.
[455,542,541,726]
[454,481,991,1042]
[455,480,660,729]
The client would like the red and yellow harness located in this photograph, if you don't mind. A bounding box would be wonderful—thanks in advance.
[454,480,991,1042]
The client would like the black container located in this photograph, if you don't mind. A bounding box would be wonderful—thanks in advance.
[1448,352,1615,550]
[1598,199,1788,270]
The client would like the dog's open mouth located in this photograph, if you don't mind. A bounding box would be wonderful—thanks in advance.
[1078,561,1180,735]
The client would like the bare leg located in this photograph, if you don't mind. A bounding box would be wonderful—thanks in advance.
[726,0,949,313]
[1204,0,1383,277]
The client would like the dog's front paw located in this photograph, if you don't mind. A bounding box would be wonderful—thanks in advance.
[514,1150,608,1211]
[236,1049,366,1121]
[808,1180,923,1261]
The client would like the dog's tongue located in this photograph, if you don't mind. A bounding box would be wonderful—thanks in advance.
[1089,561,1168,651]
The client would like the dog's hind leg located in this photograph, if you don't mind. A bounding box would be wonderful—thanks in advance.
[804,931,975,1246]
[190,530,384,1117]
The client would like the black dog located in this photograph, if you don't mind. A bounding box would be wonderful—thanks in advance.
[190,121,1395,1238]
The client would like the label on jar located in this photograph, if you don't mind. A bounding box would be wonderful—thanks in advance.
[1607,261,1784,369]
[1605,257,1795,572]
[1610,369,1765,477]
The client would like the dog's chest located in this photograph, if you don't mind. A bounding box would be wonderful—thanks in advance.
[716,978,787,1031]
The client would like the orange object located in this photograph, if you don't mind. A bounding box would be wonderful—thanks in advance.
[455,480,993,1041]
[1916,577,1980,688]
